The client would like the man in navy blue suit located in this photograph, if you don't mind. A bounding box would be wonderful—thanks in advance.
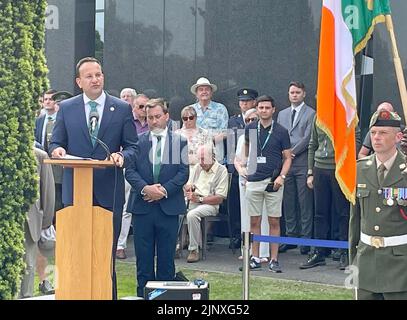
[49,57,138,299]
[125,98,189,297]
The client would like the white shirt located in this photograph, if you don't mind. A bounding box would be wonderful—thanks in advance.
[41,112,57,146]
[290,101,305,125]
[83,91,106,126]
[151,127,168,168]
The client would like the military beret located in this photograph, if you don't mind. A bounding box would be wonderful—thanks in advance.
[369,109,401,128]
[237,88,258,101]
[51,91,73,103]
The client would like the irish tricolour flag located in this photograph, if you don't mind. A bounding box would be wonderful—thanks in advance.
[317,0,391,203]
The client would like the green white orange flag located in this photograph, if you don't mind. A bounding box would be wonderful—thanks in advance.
[317,0,391,204]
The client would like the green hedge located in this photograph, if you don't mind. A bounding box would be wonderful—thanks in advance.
[0,0,48,299]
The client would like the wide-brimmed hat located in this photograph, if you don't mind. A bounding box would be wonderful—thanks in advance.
[190,77,217,95]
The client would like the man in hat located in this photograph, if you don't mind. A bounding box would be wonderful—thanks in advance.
[190,77,229,163]
[226,88,258,249]
[349,108,407,299]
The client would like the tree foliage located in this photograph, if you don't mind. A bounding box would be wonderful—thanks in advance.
[0,0,48,299]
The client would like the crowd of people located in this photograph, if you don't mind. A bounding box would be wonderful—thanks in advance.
[21,56,407,300]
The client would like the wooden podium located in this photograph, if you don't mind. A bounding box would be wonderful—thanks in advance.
[44,159,115,300]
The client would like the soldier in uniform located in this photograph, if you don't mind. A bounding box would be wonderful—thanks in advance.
[350,109,407,300]
[227,88,258,249]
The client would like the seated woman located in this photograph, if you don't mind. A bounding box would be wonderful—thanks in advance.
[176,106,211,166]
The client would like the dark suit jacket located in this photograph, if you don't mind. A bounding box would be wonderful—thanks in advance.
[34,115,46,145]
[227,113,245,173]
[35,114,64,183]
[48,93,139,211]
[125,131,189,216]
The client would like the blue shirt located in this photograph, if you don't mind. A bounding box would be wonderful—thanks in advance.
[245,120,291,182]
[193,101,229,132]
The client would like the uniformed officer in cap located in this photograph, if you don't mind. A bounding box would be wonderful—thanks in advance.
[350,108,407,300]
[226,88,258,249]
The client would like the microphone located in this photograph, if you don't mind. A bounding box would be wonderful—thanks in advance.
[89,110,99,133]
[88,111,111,160]
[89,133,112,160]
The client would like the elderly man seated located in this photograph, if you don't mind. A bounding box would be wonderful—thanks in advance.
[184,144,229,263]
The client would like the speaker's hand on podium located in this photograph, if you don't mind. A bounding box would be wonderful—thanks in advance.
[110,152,124,167]
[51,147,66,158]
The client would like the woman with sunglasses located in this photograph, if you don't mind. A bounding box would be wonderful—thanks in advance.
[176,106,211,166]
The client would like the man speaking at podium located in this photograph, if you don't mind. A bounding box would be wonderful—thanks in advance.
[49,57,138,299]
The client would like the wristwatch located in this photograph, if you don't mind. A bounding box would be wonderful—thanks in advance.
[199,196,204,204]
[280,175,286,180]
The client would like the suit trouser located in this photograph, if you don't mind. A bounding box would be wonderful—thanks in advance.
[356,288,407,300]
[313,167,350,254]
[133,205,178,297]
[19,224,37,298]
[187,203,218,252]
[118,178,132,250]
[282,166,313,239]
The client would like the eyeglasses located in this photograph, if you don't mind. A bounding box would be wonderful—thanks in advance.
[137,105,145,109]
[245,117,257,123]
[182,116,195,121]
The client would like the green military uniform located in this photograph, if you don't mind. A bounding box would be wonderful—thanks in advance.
[349,110,407,300]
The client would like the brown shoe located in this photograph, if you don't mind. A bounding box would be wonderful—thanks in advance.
[187,250,199,263]
[116,249,127,259]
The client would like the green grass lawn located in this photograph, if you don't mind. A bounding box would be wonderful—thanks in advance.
[31,261,352,300]
[116,261,352,300]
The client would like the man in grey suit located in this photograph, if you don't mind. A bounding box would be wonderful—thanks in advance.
[19,147,55,298]
[277,81,315,254]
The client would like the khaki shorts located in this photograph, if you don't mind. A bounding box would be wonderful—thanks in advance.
[245,178,283,218]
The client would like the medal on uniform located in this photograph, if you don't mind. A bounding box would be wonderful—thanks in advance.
[387,198,394,206]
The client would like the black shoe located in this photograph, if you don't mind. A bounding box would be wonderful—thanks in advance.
[338,252,349,270]
[229,238,241,249]
[278,244,297,253]
[300,246,310,255]
[38,280,55,295]
[299,253,326,269]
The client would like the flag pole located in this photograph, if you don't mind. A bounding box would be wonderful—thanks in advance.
[385,14,407,120]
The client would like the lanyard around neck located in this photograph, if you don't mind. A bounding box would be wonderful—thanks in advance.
[257,120,273,154]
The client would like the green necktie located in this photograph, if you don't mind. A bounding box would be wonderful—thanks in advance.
[153,135,162,183]
[44,116,54,152]
[378,163,386,186]
[89,101,99,146]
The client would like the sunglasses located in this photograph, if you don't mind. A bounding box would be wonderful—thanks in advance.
[245,117,257,123]
[182,116,195,121]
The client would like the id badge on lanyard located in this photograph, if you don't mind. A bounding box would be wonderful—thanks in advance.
[257,121,273,163]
